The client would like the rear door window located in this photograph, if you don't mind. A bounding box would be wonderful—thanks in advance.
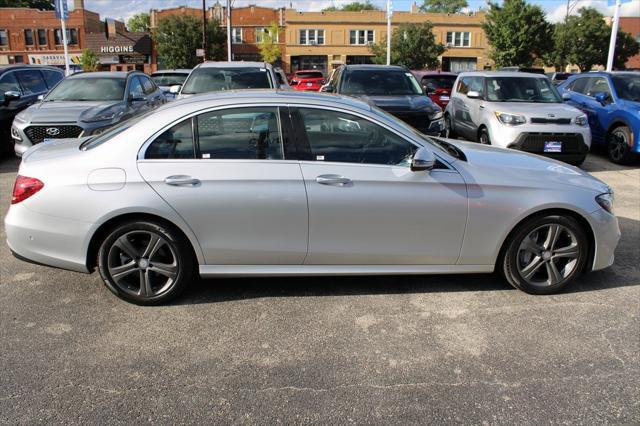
[568,77,589,94]
[145,119,195,159]
[15,69,48,94]
[41,69,64,89]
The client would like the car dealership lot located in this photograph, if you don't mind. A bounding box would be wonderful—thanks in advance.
[0,154,638,424]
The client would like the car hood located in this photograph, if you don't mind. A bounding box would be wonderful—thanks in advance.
[482,102,582,118]
[352,94,441,114]
[438,137,611,195]
[20,100,124,123]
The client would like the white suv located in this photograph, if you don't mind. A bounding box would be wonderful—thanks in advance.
[444,71,591,165]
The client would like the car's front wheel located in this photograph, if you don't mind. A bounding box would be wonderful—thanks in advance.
[607,126,635,164]
[97,220,193,305]
[479,127,491,145]
[501,214,588,294]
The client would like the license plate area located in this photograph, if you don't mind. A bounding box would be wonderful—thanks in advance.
[306,82,313,87]
[544,141,562,153]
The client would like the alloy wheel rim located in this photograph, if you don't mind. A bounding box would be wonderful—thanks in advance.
[516,224,580,287]
[609,130,627,161]
[107,230,179,298]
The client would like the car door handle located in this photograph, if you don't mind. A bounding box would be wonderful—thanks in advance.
[164,175,200,186]
[316,174,352,186]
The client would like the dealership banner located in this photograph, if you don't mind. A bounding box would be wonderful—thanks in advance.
[29,54,81,66]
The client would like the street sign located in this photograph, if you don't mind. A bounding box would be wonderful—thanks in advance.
[54,0,68,20]
[196,49,205,57]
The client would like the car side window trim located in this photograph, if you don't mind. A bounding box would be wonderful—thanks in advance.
[583,76,616,103]
[138,104,299,162]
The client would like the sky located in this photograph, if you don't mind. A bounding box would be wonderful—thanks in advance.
[79,0,640,25]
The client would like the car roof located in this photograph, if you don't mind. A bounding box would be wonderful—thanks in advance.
[0,64,63,73]
[457,71,548,78]
[412,70,457,78]
[68,71,135,79]
[342,64,407,71]
[152,69,191,74]
[196,61,271,69]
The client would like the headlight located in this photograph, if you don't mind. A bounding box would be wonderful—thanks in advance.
[574,114,588,126]
[10,126,21,141]
[596,192,614,214]
[495,111,526,125]
[430,111,443,120]
[82,112,117,123]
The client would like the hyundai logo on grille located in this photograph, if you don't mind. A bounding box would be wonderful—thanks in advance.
[46,127,60,136]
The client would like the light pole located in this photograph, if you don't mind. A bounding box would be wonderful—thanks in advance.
[227,0,232,61]
[386,0,392,65]
[606,0,621,71]
[202,0,206,62]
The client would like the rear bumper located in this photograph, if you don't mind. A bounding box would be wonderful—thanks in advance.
[5,203,91,273]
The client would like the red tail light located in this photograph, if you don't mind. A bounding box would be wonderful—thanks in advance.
[12,175,44,204]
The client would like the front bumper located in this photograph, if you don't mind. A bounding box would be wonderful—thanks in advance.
[588,208,620,271]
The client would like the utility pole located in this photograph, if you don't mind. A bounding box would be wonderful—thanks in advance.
[606,0,621,71]
[55,0,70,75]
[227,0,232,61]
[202,0,207,62]
[386,0,392,65]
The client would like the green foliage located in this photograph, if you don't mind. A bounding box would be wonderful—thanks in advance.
[153,15,226,69]
[258,22,281,64]
[370,22,445,69]
[127,13,150,33]
[419,0,468,14]
[561,7,640,71]
[0,0,54,9]
[322,1,379,12]
[80,49,98,72]
[483,0,552,68]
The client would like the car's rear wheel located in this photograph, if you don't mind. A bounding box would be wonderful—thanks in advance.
[97,221,193,305]
[444,115,457,139]
[607,126,635,164]
[501,214,588,295]
[479,127,491,145]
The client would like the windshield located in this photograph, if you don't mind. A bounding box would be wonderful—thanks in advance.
[485,77,561,103]
[46,78,126,101]
[296,71,323,79]
[181,67,273,94]
[342,70,423,96]
[612,75,640,102]
[152,73,188,86]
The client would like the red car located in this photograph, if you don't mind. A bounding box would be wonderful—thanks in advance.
[289,70,325,91]
[412,71,457,110]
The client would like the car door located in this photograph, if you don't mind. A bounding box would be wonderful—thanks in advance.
[290,106,467,265]
[451,76,481,140]
[577,76,614,143]
[137,105,308,265]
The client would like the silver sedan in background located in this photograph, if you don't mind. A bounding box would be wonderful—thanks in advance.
[5,91,620,305]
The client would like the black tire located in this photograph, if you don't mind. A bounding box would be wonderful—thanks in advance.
[607,126,635,165]
[501,214,588,295]
[97,220,194,305]
[567,155,587,167]
[478,127,491,145]
[444,114,457,139]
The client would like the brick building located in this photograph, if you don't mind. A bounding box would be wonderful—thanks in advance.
[619,17,640,70]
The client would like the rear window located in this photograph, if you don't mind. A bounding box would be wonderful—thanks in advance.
[421,76,456,90]
[152,73,189,86]
[181,67,273,94]
[296,71,323,79]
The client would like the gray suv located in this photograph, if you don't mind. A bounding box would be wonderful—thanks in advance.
[12,71,166,156]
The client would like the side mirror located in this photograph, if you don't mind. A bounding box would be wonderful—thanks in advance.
[466,90,482,99]
[4,90,21,105]
[561,92,571,101]
[411,147,436,172]
[168,85,181,94]
[594,92,610,105]
[128,93,147,102]
[320,84,334,93]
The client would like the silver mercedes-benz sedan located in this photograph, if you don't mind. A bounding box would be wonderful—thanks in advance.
[5,90,620,305]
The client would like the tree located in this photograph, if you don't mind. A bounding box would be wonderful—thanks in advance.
[0,0,54,9]
[258,22,281,64]
[563,7,639,71]
[370,22,445,69]
[483,0,552,68]
[127,13,150,32]
[322,1,379,12]
[153,15,226,69]
[80,49,98,72]
[419,0,468,14]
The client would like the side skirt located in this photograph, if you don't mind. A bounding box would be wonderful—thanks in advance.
[199,264,494,278]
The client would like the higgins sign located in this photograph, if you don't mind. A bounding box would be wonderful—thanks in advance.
[100,46,134,54]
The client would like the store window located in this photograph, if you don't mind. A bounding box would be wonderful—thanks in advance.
[256,27,278,43]
[349,30,374,45]
[37,29,47,45]
[0,29,9,46]
[54,28,78,45]
[24,29,34,46]
[446,31,471,48]
[232,28,242,44]
[299,29,324,45]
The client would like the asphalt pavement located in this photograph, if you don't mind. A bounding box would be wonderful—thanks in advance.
[1,153,638,424]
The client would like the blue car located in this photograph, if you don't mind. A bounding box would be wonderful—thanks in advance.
[557,72,639,164]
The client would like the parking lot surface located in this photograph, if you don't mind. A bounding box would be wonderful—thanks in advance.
[1,153,638,424]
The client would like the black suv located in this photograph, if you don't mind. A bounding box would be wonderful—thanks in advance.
[320,65,444,135]
[0,65,64,155]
